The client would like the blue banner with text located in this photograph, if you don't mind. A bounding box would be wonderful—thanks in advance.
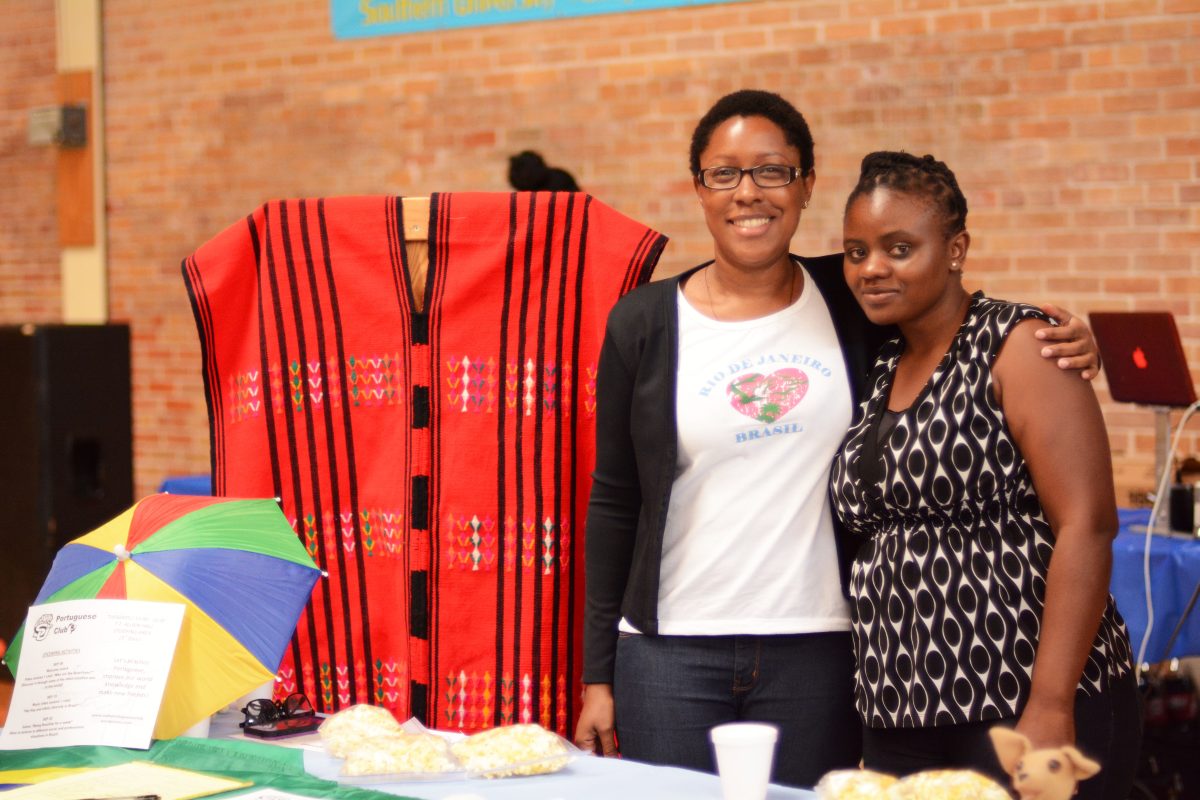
[333,0,749,38]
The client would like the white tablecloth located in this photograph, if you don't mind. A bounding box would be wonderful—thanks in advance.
[212,713,815,799]
[302,749,816,799]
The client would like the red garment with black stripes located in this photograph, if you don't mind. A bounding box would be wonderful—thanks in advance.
[182,193,666,734]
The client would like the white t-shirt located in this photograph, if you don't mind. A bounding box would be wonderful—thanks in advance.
[625,266,853,636]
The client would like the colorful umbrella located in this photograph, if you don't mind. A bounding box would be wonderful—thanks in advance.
[4,494,321,739]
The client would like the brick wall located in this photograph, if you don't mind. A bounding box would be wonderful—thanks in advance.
[4,0,1198,504]
[1,0,60,323]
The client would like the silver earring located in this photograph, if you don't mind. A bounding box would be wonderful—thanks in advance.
[803,200,809,209]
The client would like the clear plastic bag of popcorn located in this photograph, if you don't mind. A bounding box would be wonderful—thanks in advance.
[450,723,576,779]
[815,769,898,799]
[318,703,404,758]
[340,730,460,778]
[886,769,1010,800]
[318,709,463,781]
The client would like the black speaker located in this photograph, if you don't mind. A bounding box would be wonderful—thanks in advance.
[1169,484,1196,535]
[0,324,133,645]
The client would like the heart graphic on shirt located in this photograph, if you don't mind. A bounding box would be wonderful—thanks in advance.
[726,368,809,423]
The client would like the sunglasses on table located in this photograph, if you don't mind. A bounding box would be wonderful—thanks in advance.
[239,692,315,729]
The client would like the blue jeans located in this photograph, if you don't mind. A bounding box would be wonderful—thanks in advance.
[613,631,861,788]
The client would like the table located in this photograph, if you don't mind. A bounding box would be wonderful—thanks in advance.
[207,714,815,799]
[1110,508,1200,662]
[303,749,814,800]
[0,715,814,799]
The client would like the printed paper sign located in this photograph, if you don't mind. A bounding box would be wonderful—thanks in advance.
[0,598,185,750]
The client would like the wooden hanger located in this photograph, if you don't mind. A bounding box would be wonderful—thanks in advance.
[402,196,429,311]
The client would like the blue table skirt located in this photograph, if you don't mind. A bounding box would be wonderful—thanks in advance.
[1112,508,1200,662]
[157,474,213,495]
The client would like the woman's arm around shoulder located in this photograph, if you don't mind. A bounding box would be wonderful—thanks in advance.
[993,318,1118,751]
[1035,304,1101,380]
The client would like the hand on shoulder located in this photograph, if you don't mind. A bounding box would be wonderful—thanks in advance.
[1033,304,1100,381]
[994,318,1098,409]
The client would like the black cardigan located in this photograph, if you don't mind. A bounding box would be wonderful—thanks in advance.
[581,253,892,684]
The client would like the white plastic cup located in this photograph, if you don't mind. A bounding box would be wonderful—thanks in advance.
[709,722,779,800]
[180,714,212,738]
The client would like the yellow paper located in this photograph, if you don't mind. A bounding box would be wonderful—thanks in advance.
[0,760,250,800]
[0,766,89,784]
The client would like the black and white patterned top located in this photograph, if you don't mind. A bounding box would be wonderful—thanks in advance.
[831,294,1133,729]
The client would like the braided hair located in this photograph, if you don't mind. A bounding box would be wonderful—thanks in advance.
[845,151,968,238]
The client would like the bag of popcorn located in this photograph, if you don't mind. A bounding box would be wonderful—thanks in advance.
[320,709,578,782]
[815,769,898,799]
[451,723,575,778]
[341,730,459,777]
[886,769,1010,799]
[817,768,1008,800]
[318,704,404,758]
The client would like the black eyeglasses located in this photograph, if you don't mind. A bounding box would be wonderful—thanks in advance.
[239,692,315,728]
[697,164,803,190]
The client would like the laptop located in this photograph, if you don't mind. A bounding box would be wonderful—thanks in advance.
[1089,311,1197,408]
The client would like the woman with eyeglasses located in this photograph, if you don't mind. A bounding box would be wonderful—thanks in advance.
[573,89,1100,787]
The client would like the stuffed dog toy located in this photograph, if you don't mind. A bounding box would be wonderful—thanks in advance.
[989,727,1100,800]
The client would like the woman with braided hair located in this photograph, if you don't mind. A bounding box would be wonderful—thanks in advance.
[574,91,1104,787]
[832,151,1140,798]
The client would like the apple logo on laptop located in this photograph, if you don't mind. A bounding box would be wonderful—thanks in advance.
[1132,346,1149,369]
